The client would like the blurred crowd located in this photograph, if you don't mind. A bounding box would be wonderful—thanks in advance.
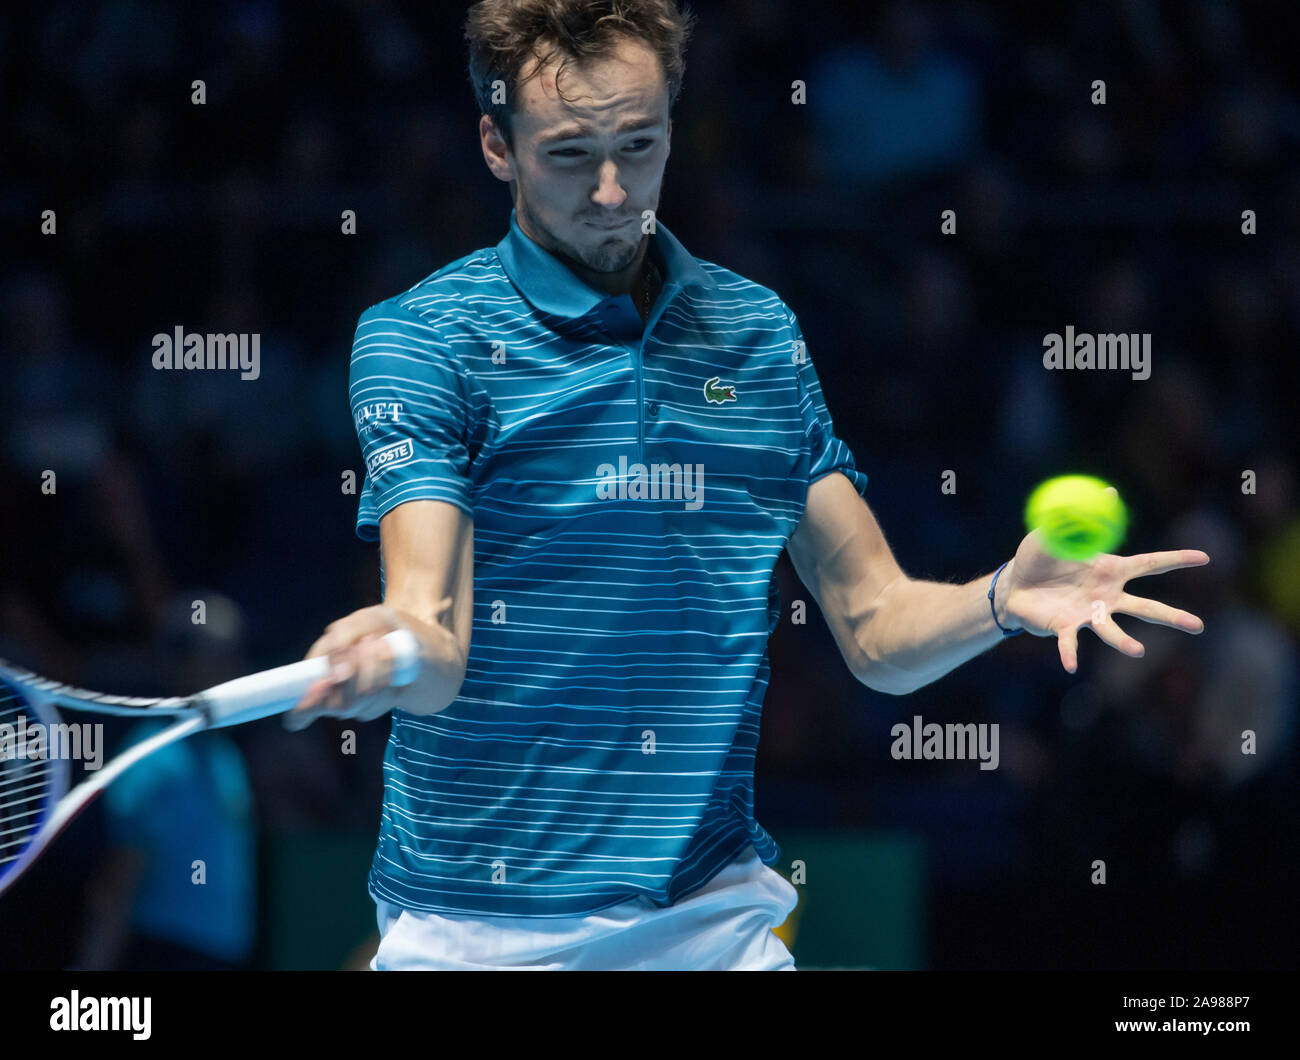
[2,0,1297,968]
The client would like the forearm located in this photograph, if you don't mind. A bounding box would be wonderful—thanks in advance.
[374,501,475,717]
[855,565,1014,695]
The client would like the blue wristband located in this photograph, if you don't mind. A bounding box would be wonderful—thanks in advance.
[988,560,1023,636]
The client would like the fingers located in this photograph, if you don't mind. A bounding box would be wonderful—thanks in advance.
[304,606,399,661]
[1122,549,1210,580]
[1057,611,1146,674]
[1089,614,1145,659]
[285,659,356,730]
[296,673,340,714]
[351,633,396,701]
[288,622,404,730]
[1048,540,1209,675]
[283,675,337,731]
[1057,627,1079,674]
[1114,592,1205,633]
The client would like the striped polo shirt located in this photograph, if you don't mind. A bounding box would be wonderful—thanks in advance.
[350,208,868,918]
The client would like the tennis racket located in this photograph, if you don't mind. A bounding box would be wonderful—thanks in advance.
[0,629,420,897]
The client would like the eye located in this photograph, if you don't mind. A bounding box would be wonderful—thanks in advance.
[549,147,585,158]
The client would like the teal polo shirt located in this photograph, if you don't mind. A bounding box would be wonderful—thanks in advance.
[350,208,868,917]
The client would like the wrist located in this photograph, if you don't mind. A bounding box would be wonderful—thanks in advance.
[988,559,1023,635]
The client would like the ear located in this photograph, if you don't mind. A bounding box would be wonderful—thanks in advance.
[480,114,514,184]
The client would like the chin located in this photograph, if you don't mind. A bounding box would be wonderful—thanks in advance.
[594,245,641,271]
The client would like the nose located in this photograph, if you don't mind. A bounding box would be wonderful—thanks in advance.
[591,159,628,210]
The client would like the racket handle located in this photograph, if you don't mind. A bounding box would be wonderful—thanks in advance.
[198,629,422,729]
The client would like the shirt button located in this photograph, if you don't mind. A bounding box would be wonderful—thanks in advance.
[646,400,659,417]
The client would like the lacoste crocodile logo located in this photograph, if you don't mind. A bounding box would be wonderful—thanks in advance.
[703,376,737,404]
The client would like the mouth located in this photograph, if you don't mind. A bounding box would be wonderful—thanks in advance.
[587,219,632,231]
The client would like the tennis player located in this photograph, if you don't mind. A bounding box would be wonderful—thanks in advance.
[289,0,1209,970]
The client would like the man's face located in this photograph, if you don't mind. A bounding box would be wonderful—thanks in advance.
[482,35,672,278]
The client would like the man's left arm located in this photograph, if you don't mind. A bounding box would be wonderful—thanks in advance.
[787,472,1209,695]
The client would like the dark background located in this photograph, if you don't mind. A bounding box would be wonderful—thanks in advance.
[2,0,1297,969]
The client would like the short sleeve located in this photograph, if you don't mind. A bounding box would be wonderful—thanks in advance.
[350,300,475,541]
[787,305,869,496]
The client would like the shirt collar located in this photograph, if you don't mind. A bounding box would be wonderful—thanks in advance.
[496,207,713,320]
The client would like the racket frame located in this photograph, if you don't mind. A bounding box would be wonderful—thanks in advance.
[0,628,420,896]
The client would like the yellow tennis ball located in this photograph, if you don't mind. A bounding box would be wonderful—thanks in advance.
[1024,475,1127,561]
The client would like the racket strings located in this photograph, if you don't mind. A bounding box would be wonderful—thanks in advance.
[0,694,57,870]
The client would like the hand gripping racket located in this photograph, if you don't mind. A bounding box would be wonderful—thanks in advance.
[0,629,420,897]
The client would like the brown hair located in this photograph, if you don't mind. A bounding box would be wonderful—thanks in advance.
[465,0,696,149]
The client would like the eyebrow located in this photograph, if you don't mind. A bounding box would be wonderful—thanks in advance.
[540,117,663,145]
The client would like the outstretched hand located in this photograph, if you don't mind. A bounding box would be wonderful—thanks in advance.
[997,526,1209,674]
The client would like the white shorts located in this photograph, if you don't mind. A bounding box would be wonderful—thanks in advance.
[370,844,799,970]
